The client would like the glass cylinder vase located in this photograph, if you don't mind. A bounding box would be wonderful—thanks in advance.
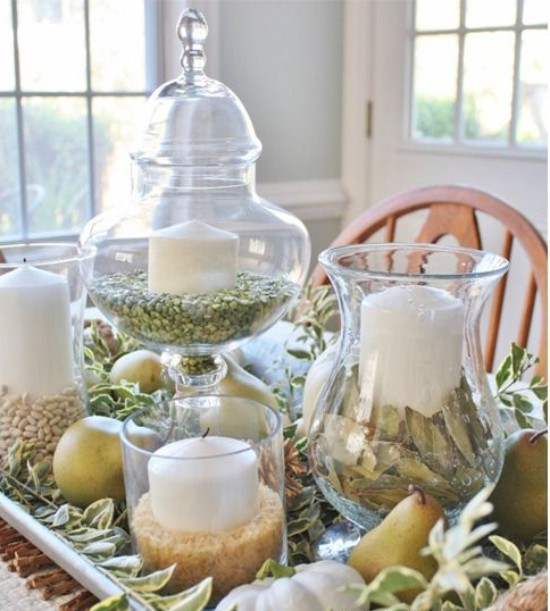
[308,243,509,530]
[121,395,285,602]
[0,243,92,460]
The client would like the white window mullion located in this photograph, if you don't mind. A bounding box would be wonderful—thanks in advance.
[454,0,466,144]
[509,0,524,148]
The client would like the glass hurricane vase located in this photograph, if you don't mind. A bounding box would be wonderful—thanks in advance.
[308,243,509,531]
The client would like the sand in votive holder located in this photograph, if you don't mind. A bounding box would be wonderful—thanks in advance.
[0,244,93,460]
[121,397,285,601]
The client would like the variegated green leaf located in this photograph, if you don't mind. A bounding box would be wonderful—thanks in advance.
[120,565,176,593]
[66,529,112,543]
[98,555,143,578]
[90,593,129,611]
[489,535,523,572]
[499,570,522,587]
[146,576,212,610]
[523,543,549,574]
[474,577,498,609]
[287,517,311,537]
[83,498,115,530]
[355,566,428,606]
[81,540,117,561]
[51,503,82,528]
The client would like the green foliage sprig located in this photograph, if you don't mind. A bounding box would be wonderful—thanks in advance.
[494,342,548,428]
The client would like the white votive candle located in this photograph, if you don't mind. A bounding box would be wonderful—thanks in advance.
[148,220,238,295]
[0,266,74,398]
[359,285,464,417]
[147,435,260,532]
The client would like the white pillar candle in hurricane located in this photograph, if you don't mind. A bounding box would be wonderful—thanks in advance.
[0,266,74,398]
[359,284,464,418]
[148,220,239,295]
[147,435,260,532]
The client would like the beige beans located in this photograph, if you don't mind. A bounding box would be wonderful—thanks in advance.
[0,385,86,461]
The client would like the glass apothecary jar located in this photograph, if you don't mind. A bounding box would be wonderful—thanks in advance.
[80,9,310,393]
[308,243,509,530]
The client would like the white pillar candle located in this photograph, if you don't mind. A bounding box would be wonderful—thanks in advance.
[147,435,260,532]
[148,220,239,295]
[359,285,464,418]
[0,266,74,398]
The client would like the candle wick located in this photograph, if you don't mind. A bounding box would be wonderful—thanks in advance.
[201,427,210,438]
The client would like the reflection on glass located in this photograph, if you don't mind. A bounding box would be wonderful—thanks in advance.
[90,0,147,91]
[517,31,548,145]
[412,35,458,140]
[415,0,459,30]
[0,100,21,238]
[523,0,548,25]
[0,0,14,91]
[19,0,86,92]
[23,98,89,236]
[93,97,148,213]
[463,32,514,142]
[465,0,516,28]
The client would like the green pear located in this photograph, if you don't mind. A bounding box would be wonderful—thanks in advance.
[198,355,286,440]
[53,416,125,508]
[217,354,279,410]
[489,428,548,543]
[109,349,163,393]
[348,486,445,602]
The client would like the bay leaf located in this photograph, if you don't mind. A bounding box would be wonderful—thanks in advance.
[368,404,402,441]
[442,390,477,467]
[406,408,455,478]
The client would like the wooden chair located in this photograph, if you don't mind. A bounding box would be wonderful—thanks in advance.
[310,185,548,377]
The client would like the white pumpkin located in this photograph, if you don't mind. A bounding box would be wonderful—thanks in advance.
[215,560,365,611]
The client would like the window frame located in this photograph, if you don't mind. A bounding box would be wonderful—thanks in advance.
[407,0,548,153]
[0,0,167,244]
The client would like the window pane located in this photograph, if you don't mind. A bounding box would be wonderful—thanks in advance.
[415,0,460,30]
[23,97,89,236]
[465,0,516,28]
[0,0,15,91]
[517,30,548,145]
[523,0,548,25]
[462,32,514,142]
[90,0,147,91]
[0,100,21,239]
[19,0,86,92]
[412,35,458,140]
[93,96,147,214]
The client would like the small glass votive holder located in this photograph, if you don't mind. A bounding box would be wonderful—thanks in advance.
[120,396,285,602]
[0,243,93,461]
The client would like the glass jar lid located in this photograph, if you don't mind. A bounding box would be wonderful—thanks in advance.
[132,8,262,168]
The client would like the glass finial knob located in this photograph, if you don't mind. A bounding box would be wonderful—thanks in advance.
[177,8,208,77]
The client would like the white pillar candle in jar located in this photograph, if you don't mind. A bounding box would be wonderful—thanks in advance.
[359,284,464,418]
[148,220,238,295]
[147,435,260,532]
[0,266,74,398]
